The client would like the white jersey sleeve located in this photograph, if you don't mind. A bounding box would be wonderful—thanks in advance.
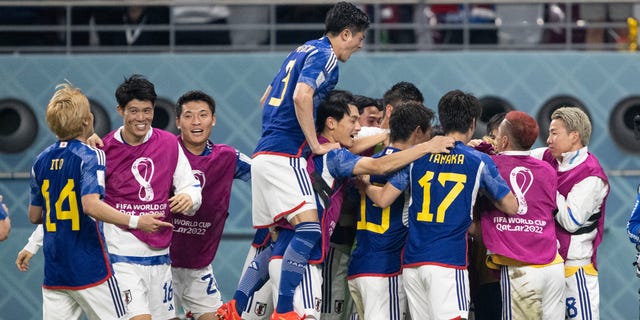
[23,224,44,254]
[173,144,202,216]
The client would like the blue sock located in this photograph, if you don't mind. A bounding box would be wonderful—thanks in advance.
[233,245,273,316]
[276,222,321,314]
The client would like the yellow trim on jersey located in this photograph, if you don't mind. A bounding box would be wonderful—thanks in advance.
[486,253,564,270]
[565,263,598,277]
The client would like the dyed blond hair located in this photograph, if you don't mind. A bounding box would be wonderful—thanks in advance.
[45,83,90,140]
[551,107,591,146]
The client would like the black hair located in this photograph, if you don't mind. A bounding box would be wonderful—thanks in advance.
[115,74,157,108]
[382,81,424,107]
[389,101,434,143]
[352,95,382,114]
[324,2,370,36]
[176,90,216,116]
[437,89,481,134]
[486,112,506,138]
[316,90,354,133]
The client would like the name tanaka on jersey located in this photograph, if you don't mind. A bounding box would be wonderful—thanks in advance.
[428,153,465,165]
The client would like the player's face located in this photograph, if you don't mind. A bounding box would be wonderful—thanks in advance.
[177,100,215,148]
[118,99,154,145]
[358,106,382,127]
[336,105,361,148]
[546,118,577,160]
[337,30,365,62]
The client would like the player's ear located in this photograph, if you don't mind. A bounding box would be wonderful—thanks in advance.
[212,115,217,127]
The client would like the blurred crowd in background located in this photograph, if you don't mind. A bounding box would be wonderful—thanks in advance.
[1,2,639,52]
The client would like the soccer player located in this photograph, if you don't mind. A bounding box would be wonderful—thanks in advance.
[99,75,202,320]
[28,83,171,320]
[0,195,10,241]
[170,90,251,320]
[531,107,609,320]
[479,111,564,319]
[217,90,454,320]
[347,101,435,320]
[363,90,518,319]
[247,2,370,318]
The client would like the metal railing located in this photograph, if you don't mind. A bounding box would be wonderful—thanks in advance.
[0,1,638,53]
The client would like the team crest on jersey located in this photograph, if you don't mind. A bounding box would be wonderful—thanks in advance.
[315,297,323,312]
[192,169,206,189]
[123,290,132,305]
[132,157,155,201]
[334,299,344,313]
[254,302,267,316]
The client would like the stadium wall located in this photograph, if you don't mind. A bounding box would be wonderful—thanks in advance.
[0,52,639,318]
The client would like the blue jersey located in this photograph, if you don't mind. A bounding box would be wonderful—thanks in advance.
[348,147,408,278]
[627,192,640,244]
[253,36,339,157]
[398,141,511,268]
[30,139,113,289]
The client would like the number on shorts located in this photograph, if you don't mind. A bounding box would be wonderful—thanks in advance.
[417,171,466,223]
[268,60,296,107]
[163,281,173,303]
[201,273,218,295]
[42,179,80,232]
[356,191,390,234]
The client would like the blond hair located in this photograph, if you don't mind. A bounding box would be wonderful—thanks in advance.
[551,107,591,146]
[45,83,91,140]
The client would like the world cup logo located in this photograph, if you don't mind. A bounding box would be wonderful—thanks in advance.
[509,166,533,215]
[193,169,206,189]
[132,157,155,202]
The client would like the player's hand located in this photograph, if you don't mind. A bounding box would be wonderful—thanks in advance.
[353,175,370,192]
[137,214,173,233]
[169,194,193,214]
[467,139,483,148]
[310,142,340,155]
[86,133,104,148]
[16,249,34,272]
[423,135,455,154]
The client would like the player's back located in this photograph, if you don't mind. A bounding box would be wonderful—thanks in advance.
[404,141,489,268]
[32,140,112,289]
[254,36,339,157]
[349,147,408,276]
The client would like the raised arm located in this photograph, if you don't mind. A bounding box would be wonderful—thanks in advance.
[352,135,454,176]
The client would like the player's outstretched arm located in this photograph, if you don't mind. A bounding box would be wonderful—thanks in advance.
[351,135,454,176]
[364,183,403,209]
[81,194,173,232]
[349,132,388,155]
[86,133,104,148]
[492,192,518,215]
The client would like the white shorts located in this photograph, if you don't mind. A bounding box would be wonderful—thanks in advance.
[565,268,599,320]
[172,265,222,319]
[269,258,323,319]
[321,245,352,320]
[113,262,175,319]
[348,274,407,320]
[500,263,564,320]
[403,265,469,320]
[252,154,317,228]
[42,276,127,320]
[242,245,274,320]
